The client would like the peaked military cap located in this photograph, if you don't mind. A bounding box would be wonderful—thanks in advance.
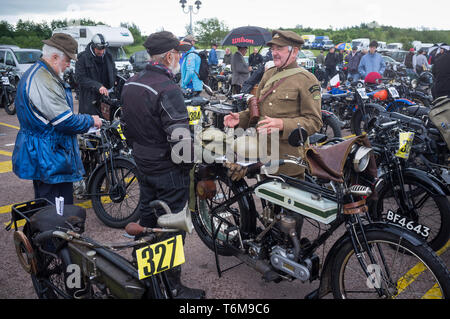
[266,30,305,48]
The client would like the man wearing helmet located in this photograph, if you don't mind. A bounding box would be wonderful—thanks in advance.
[75,33,117,116]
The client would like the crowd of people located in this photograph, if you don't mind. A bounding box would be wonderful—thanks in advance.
[9,28,449,300]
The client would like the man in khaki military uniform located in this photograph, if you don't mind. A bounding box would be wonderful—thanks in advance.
[224,30,322,178]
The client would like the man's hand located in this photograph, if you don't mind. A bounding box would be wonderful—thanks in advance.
[257,116,284,134]
[99,86,109,96]
[224,112,240,128]
[92,115,102,128]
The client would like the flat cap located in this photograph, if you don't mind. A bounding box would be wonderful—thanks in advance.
[144,31,191,55]
[266,30,304,48]
[42,33,78,61]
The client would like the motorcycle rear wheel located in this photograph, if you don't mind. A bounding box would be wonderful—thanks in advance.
[2,89,16,115]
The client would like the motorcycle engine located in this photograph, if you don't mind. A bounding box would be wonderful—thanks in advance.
[260,210,319,282]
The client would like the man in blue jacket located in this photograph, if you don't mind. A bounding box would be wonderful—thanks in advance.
[208,43,218,66]
[358,40,386,79]
[12,33,102,205]
[181,36,203,96]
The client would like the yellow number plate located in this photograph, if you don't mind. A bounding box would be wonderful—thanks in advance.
[135,235,185,280]
[187,106,201,125]
[396,132,415,159]
[116,123,126,140]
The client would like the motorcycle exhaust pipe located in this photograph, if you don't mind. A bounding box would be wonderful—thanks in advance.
[232,250,281,282]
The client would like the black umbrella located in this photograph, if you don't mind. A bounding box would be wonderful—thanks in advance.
[221,26,272,47]
[427,43,450,56]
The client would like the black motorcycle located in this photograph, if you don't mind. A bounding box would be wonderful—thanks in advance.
[0,65,17,115]
[366,114,450,252]
[76,115,140,229]
[191,127,450,299]
[6,199,194,299]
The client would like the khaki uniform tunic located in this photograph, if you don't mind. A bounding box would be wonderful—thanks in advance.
[238,61,322,177]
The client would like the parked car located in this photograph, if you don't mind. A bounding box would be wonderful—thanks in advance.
[382,55,402,68]
[297,50,314,69]
[302,50,316,60]
[322,40,335,50]
[0,47,42,81]
[129,50,149,72]
[195,49,226,65]
[383,50,408,63]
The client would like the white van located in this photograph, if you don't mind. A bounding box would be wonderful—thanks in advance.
[351,38,370,51]
[0,46,42,80]
[53,26,134,71]
[387,43,404,51]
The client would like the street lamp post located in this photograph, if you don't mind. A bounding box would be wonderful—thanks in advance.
[179,0,202,35]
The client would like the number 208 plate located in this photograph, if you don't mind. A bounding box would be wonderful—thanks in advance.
[135,235,185,280]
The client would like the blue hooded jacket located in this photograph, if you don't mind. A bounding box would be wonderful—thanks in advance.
[12,59,94,184]
[358,52,386,78]
[181,47,203,92]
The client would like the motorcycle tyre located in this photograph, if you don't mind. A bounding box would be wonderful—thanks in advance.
[331,228,450,299]
[90,159,141,229]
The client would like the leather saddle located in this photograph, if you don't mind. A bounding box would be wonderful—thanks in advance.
[29,205,87,234]
[305,135,377,183]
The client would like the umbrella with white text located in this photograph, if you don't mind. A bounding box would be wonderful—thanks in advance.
[221,26,272,47]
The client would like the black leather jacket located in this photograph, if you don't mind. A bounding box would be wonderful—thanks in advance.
[121,63,193,175]
[75,44,117,115]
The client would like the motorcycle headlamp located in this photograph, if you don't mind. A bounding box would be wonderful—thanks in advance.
[411,79,418,89]
[353,146,372,173]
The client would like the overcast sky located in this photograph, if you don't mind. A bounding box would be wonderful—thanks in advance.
[1,0,449,37]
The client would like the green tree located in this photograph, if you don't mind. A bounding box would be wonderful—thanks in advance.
[193,18,229,47]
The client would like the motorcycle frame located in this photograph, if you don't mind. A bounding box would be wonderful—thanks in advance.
[199,170,394,298]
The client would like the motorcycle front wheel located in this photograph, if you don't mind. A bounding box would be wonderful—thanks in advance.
[192,172,252,256]
[350,103,384,136]
[331,228,450,299]
[90,159,141,228]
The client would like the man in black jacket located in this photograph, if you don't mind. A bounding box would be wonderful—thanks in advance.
[323,47,339,88]
[432,49,450,99]
[121,31,205,299]
[75,34,117,115]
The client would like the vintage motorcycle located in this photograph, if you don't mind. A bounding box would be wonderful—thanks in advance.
[75,116,140,229]
[0,65,17,115]
[190,127,450,298]
[6,199,194,299]
[366,113,450,252]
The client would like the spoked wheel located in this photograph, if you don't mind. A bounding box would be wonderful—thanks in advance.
[331,228,450,299]
[351,104,384,135]
[31,251,71,299]
[192,172,250,256]
[372,179,450,252]
[2,88,16,115]
[90,159,141,228]
[321,112,343,138]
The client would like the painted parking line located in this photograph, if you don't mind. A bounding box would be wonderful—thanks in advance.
[0,161,12,173]
[0,122,20,130]
[0,150,12,157]
[394,239,449,298]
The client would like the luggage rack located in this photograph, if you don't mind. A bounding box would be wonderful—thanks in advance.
[5,198,53,231]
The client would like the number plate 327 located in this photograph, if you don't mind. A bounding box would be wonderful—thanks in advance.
[136,235,185,280]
